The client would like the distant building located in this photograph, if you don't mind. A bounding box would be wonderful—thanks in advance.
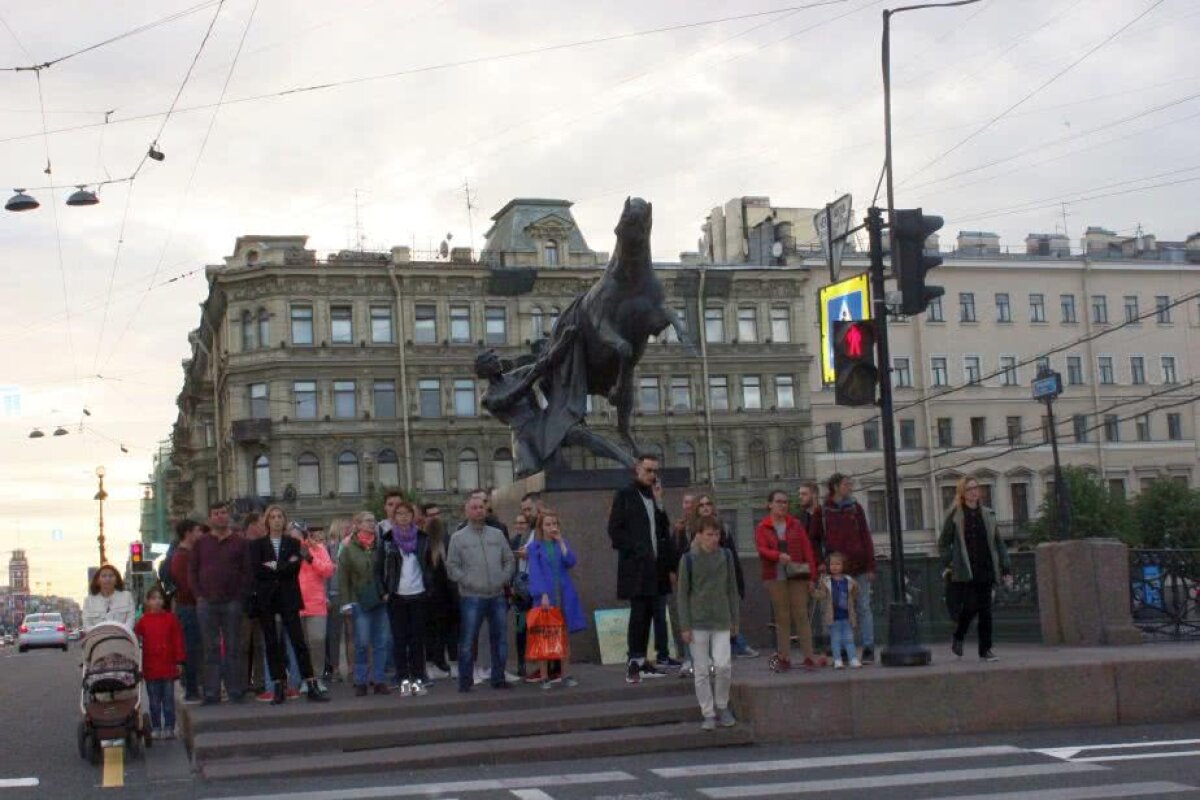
[8,549,28,596]
[693,196,830,267]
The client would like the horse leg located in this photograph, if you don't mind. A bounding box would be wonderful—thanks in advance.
[612,373,638,454]
[563,425,635,468]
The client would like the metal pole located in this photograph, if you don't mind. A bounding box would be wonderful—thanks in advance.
[882,10,896,222]
[1045,397,1070,539]
[97,472,108,565]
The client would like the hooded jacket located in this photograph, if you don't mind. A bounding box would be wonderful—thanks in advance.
[822,498,876,576]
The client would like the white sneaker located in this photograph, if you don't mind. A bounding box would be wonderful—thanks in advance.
[833,659,845,670]
[400,680,413,697]
[850,658,862,668]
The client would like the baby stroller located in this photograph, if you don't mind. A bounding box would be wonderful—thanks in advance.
[77,622,151,764]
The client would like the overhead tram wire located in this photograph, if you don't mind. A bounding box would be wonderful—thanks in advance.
[948,174,1200,225]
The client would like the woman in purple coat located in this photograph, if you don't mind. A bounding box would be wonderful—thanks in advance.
[526,508,585,688]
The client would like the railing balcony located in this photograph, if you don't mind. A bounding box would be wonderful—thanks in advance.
[231,418,271,444]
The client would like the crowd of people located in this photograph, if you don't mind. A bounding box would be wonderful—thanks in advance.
[78,455,1012,734]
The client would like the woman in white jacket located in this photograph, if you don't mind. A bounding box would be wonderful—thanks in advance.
[82,564,136,630]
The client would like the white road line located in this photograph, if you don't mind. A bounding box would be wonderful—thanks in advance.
[1074,750,1200,763]
[916,781,1199,800]
[510,791,556,800]
[1035,739,1200,761]
[652,745,1025,778]
[0,779,39,789]
[699,762,1106,798]
[202,771,634,800]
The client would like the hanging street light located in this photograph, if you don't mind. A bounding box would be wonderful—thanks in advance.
[53,427,69,436]
[66,186,99,207]
[28,428,45,438]
[147,144,165,162]
[5,189,39,212]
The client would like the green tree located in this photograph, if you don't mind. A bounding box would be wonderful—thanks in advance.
[1130,478,1200,549]
[1029,465,1134,544]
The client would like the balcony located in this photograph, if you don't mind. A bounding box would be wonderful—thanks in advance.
[232,418,272,444]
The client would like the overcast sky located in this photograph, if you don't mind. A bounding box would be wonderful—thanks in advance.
[0,0,1193,599]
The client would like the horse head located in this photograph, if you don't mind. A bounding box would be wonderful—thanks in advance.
[614,196,653,247]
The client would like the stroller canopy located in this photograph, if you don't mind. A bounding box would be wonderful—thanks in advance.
[82,621,137,665]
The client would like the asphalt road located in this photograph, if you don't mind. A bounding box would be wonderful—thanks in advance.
[2,641,1198,799]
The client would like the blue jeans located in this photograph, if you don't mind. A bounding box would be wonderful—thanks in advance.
[731,632,752,655]
[175,604,202,698]
[853,574,874,650]
[352,604,390,686]
[457,595,508,690]
[146,679,176,730]
[262,620,301,693]
[197,599,244,701]
[829,618,856,663]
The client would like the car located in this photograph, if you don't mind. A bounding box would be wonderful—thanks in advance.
[67,628,82,641]
[17,612,69,652]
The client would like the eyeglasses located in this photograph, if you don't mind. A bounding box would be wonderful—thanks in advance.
[697,501,714,507]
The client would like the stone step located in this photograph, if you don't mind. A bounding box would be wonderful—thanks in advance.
[194,694,698,762]
[200,720,754,781]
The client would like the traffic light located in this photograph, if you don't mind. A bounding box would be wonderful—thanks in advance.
[892,208,944,315]
[833,319,878,406]
[129,542,151,572]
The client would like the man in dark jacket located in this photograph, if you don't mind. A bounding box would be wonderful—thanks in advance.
[608,454,676,684]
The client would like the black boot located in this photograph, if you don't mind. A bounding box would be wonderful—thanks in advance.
[270,683,286,705]
[306,679,330,702]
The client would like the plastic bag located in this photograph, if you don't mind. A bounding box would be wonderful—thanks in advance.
[526,606,566,661]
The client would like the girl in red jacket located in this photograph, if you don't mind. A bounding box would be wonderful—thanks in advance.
[134,586,185,739]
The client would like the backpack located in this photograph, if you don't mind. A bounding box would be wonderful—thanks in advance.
[158,542,178,602]
[683,548,732,595]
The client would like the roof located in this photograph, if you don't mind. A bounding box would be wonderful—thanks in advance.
[481,198,592,255]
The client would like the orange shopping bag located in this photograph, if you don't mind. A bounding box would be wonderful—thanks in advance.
[525,606,567,661]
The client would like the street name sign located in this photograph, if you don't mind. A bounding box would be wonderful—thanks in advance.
[814,193,854,282]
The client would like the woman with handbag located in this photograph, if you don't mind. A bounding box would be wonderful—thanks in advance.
[754,490,819,672]
[525,508,585,688]
[338,511,391,696]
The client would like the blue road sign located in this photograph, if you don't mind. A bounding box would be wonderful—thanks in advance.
[819,273,871,384]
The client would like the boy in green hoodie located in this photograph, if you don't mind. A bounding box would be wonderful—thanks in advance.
[678,516,740,731]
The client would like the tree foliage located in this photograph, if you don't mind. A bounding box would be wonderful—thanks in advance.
[1131,478,1200,549]
[1029,466,1134,544]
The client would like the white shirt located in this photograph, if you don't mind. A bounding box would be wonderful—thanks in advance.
[398,550,425,596]
[640,491,657,557]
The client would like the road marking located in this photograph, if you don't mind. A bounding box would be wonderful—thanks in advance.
[203,771,635,800]
[652,745,1025,777]
[0,779,39,788]
[699,762,1106,798]
[1073,750,1200,763]
[916,781,1199,800]
[511,792,556,800]
[1035,739,1200,761]
[101,747,124,789]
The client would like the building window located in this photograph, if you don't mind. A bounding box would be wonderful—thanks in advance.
[931,357,948,387]
[204,420,215,447]
[1155,295,1171,324]
[781,439,800,476]
[297,453,320,496]
[1130,356,1146,385]
[370,306,394,343]
[903,488,924,531]
[457,449,479,491]
[959,292,976,322]
[1161,356,1177,384]
[241,311,255,351]
[704,308,725,343]
[970,416,986,446]
[330,305,353,344]
[775,375,795,409]
[547,307,560,332]
[899,419,917,449]
[373,380,397,419]
[1060,294,1077,323]
[253,455,270,498]
[826,422,844,453]
[336,451,359,494]
[334,380,356,418]
[1167,413,1183,441]
[713,444,734,482]
[421,450,444,492]
[484,306,506,345]
[748,440,767,480]
[530,307,544,339]
[1010,483,1030,524]
[450,305,471,343]
[1098,356,1115,385]
[290,305,314,345]
[964,356,981,385]
[1041,415,1052,444]
[638,376,661,413]
[418,379,441,418]
[669,376,691,411]
[676,442,697,478]
[414,304,437,343]
[1073,414,1088,443]
[1000,356,1018,386]
[927,296,944,322]
[708,376,729,411]
[770,307,790,342]
[737,307,757,342]
[1030,294,1045,323]
[863,421,880,451]
[291,381,317,420]
[1136,414,1151,441]
[544,239,558,266]
[1108,479,1125,501]
[453,379,476,417]
[376,449,399,487]
[1104,414,1120,442]
[1007,416,1022,445]
[1124,295,1139,323]
[867,491,887,532]
[1066,356,1084,385]
[660,306,686,344]
[492,448,514,489]
[250,383,269,419]
[1091,295,1108,324]
[936,417,953,448]
[894,357,912,388]
[742,376,762,410]
[995,293,1011,323]
[940,485,957,514]
[1036,356,1050,375]
[257,309,270,349]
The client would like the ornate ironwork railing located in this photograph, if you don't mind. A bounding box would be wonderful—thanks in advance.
[1129,549,1200,642]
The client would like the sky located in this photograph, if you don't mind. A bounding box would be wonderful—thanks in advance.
[0,0,1194,600]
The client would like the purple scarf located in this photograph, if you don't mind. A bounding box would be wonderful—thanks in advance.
[393,522,418,556]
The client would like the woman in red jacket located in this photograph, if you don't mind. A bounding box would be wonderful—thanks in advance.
[134,586,185,739]
[754,490,819,672]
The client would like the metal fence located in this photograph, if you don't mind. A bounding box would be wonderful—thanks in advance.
[1129,549,1200,642]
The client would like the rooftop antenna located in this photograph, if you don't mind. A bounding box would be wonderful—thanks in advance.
[354,189,366,251]
[463,179,477,256]
[1060,202,1071,251]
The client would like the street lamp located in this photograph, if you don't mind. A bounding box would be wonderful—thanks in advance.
[94,466,108,565]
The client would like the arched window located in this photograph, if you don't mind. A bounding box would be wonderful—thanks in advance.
[714,443,734,482]
[547,307,560,333]
[644,442,665,466]
[748,440,767,480]
[530,306,544,338]
[675,441,697,479]
[422,449,445,491]
[297,452,320,496]
[544,239,559,266]
[377,449,399,488]
[337,451,360,495]
[781,438,801,478]
[253,454,270,497]
[493,447,514,488]
[241,311,255,351]
[458,448,479,491]
[257,309,270,349]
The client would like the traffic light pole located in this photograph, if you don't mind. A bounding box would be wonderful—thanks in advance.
[868,206,931,667]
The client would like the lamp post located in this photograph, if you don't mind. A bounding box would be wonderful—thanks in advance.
[95,466,108,565]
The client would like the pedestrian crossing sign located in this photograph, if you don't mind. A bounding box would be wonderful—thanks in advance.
[819,273,871,385]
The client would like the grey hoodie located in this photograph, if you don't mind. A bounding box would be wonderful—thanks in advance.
[446,523,516,598]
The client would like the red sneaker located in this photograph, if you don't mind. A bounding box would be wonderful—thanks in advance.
[286,688,301,700]
[802,657,817,670]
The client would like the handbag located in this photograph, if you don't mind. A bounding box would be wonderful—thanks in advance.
[525,606,567,661]
[783,561,811,580]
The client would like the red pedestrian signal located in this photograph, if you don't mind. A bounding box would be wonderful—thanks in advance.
[129,541,152,572]
[833,320,878,407]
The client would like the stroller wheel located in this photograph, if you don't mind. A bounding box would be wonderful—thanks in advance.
[76,721,90,761]
[142,713,153,749]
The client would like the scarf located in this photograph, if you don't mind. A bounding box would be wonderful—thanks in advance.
[392,522,418,556]
[355,530,376,550]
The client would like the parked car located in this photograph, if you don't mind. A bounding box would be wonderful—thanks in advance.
[67,628,83,641]
[18,612,68,652]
